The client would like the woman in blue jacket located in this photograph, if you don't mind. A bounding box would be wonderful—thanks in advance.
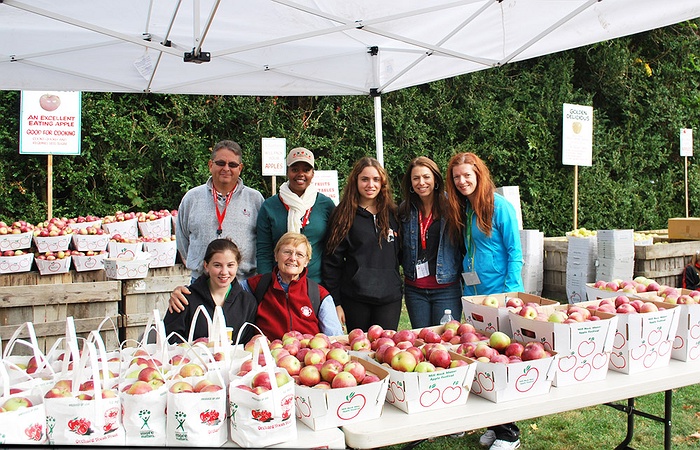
[399,156,463,328]
[445,152,523,450]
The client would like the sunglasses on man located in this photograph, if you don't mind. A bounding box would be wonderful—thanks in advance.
[212,160,241,168]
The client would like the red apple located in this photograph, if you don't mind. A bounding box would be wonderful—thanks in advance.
[331,371,358,388]
[298,365,321,387]
[390,350,418,372]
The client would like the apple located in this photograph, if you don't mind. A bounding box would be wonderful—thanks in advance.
[2,397,32,411]
[169,381,194,394]
[304,348,326,366]
[326,347,351,365]
[252,372,273,390]
[361,374,381,384]
[367,324,384,342]
[350,337,372,351]
[490,353,510,364]
[405,346,424,363]
[308,333,331,349]
[194,379,223,392]
[320,359,344,383]
[342,361,366,383]
[126,380,153,395]
[331,371,358,388]
[457,323,476,336]
[371,337,395,351]
[45,380,72,398]
[481,296,500,307]
[39,93,61,111]
[428,348,451,369]
[76,393,93,401]
[505,297,524,308]
[275,369,292,387]
[443,319,461,333]
[101,389,118,398]
[178,363,204,378]
[489,331,511,352]
[639,302,659,313]
[422,330,442,344]
[380,346,402,365]
[521,342,546,361]
[629,300,645,312]
[138,367,164,383]
[347,328,366,344]
[298,365,321,387]
[414,361,436,373]
[504,342,524,358]
[474,343,495,359]
[392,329,417,345]
[390,350,418,372]
[547,311,568,323]
[277,354,301,376]
[519,305,538,320]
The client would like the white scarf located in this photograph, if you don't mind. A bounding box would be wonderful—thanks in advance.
[279,181,318,233]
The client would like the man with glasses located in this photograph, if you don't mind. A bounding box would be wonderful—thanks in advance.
[175,140,264,283]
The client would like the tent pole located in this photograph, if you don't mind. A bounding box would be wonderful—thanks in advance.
[374,94,384,167]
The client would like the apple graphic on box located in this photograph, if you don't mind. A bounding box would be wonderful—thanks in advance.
[39,93,61,111]
[331,371,358,388]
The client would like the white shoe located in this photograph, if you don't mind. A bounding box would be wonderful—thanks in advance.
[479,429,497,447]
[489,438,521,450]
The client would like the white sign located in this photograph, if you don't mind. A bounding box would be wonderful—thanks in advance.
[20,91,81,155]
[680,128,693,157]
[261,137,286,176]
[562,103,593,166]
[313,170,339,205]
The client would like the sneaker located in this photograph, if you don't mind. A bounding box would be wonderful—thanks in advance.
[489,439,521,450]
[479,430,497,447]
[450,431,465,438]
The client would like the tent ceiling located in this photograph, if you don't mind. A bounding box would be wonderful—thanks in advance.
[2,0,700,96]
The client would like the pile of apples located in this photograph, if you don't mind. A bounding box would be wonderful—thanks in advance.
[74,225,106,236]
[2,249,27,257]
[35,250,71,260]
[141,235,176,243]
[136,210,172,222]
[480,295,526,310]
[71,249,107,257]
[0,220,34,235]
[591,277,662,294]
[44,379,117,400]
[102,211,137,224]
[566,227,596,238]
[33,217,74,237]
[67,215,101,226]
[234,367,294,395]
[457,331,550,364]
[516,304,604,323]
[656,287,699,305]
[110,234,141,244]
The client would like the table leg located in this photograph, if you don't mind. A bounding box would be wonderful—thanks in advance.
[605,389,673,450]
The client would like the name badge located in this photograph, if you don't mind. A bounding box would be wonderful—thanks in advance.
[462,271,481,286]
[415,261,430,279]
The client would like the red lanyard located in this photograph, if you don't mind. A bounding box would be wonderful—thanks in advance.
[280,198,313,229]
[418,210,433,250]
[212,188,234,235]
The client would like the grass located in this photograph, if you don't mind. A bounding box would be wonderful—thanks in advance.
[378,303,700,450]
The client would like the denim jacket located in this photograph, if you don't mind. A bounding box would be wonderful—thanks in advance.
[400,202,462,285]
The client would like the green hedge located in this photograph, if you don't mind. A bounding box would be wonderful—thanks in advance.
[1,21,699,237]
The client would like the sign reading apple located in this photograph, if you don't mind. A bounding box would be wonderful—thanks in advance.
[39,93,61,111]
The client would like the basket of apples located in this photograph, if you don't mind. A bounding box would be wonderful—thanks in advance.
[365,327,475,414]
[65,215,102,231]
[33,217,74,252]
[34,250,71,275]
[102,211,138,239]
[136,210,172,239]
[467,331,557,403]
[0,249,34,274]
[462,292,559,336]
[141,235,177,268]
[71,249,107,272]
[72,224,109,251]
[0,220,35,252]
[0,374,47,445]
[108,234,143,258]
[647,288,700,362]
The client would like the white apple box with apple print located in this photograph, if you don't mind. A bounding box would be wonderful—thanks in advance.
[102,217,138,240]
[137,217,172,239]
[34,235,71,252]
[509,303,618,387]
[35,256,71,276]
[461,292,558,336]
[293,356,389,430]
[608,300,681,374]
[143,240,177,268]
[72,253,107,272]
[0,231,34,252]
[0,253,34,274]
[470,350,557,403]
[103,252,150,280]
[72,234,110,252]
[367,352,476,414]
[108,241,143,259]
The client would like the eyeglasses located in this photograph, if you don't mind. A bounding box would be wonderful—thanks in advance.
[213,160,241,169]
[280,249,307,260]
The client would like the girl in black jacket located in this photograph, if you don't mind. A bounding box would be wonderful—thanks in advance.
[323,157,402,332]
[164,239,258,344]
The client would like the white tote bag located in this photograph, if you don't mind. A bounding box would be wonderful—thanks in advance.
[0,361,48,445]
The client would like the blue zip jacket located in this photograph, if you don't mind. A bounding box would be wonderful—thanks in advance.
[463,194,524,296]
[400,201,462,285]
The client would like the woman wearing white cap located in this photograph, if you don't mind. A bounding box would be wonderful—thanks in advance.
[256,147,335,283]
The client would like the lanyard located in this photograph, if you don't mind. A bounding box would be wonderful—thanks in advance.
[418,210,433,250]
[280,198,313,229]
[212,188,234,236]
[464,208,476,270]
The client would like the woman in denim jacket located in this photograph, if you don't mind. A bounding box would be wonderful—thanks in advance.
[399,157,463,328]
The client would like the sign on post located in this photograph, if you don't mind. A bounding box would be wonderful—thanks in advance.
[20,91,82,155]
[562,103,593,166]
[680,128,693,157]
[313,170,340,205]
[261,137,287,176]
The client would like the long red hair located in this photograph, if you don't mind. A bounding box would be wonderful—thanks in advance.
[445,152,495,242]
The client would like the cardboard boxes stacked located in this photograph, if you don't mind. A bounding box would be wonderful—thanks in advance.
[566,236,597,304]
[596,229,635,283]
[521,230,544,296]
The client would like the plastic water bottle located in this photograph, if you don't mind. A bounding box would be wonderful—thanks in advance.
[439,309,453,325]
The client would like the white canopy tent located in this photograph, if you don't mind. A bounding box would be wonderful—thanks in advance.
[2,0,700,163]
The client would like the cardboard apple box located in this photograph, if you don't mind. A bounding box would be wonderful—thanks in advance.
[368,351,477,414]
[294,357,389,430]
[0,231,34,252]
[470,349,557,403]
[0,253,34,274]
[509,305,618,387]
[102,217,138,239]
[35,256,71,275]
[138,216,172,239]
[634,290,700,362]
[103,252,151,280]
[585,283,626,302]
[143,240,177,268]
[462,292,558,336]
[72,233,110,252]
[72,253,107,272]
[108,241,144,259]
[606,300,681,374]
[33,234,71,253]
